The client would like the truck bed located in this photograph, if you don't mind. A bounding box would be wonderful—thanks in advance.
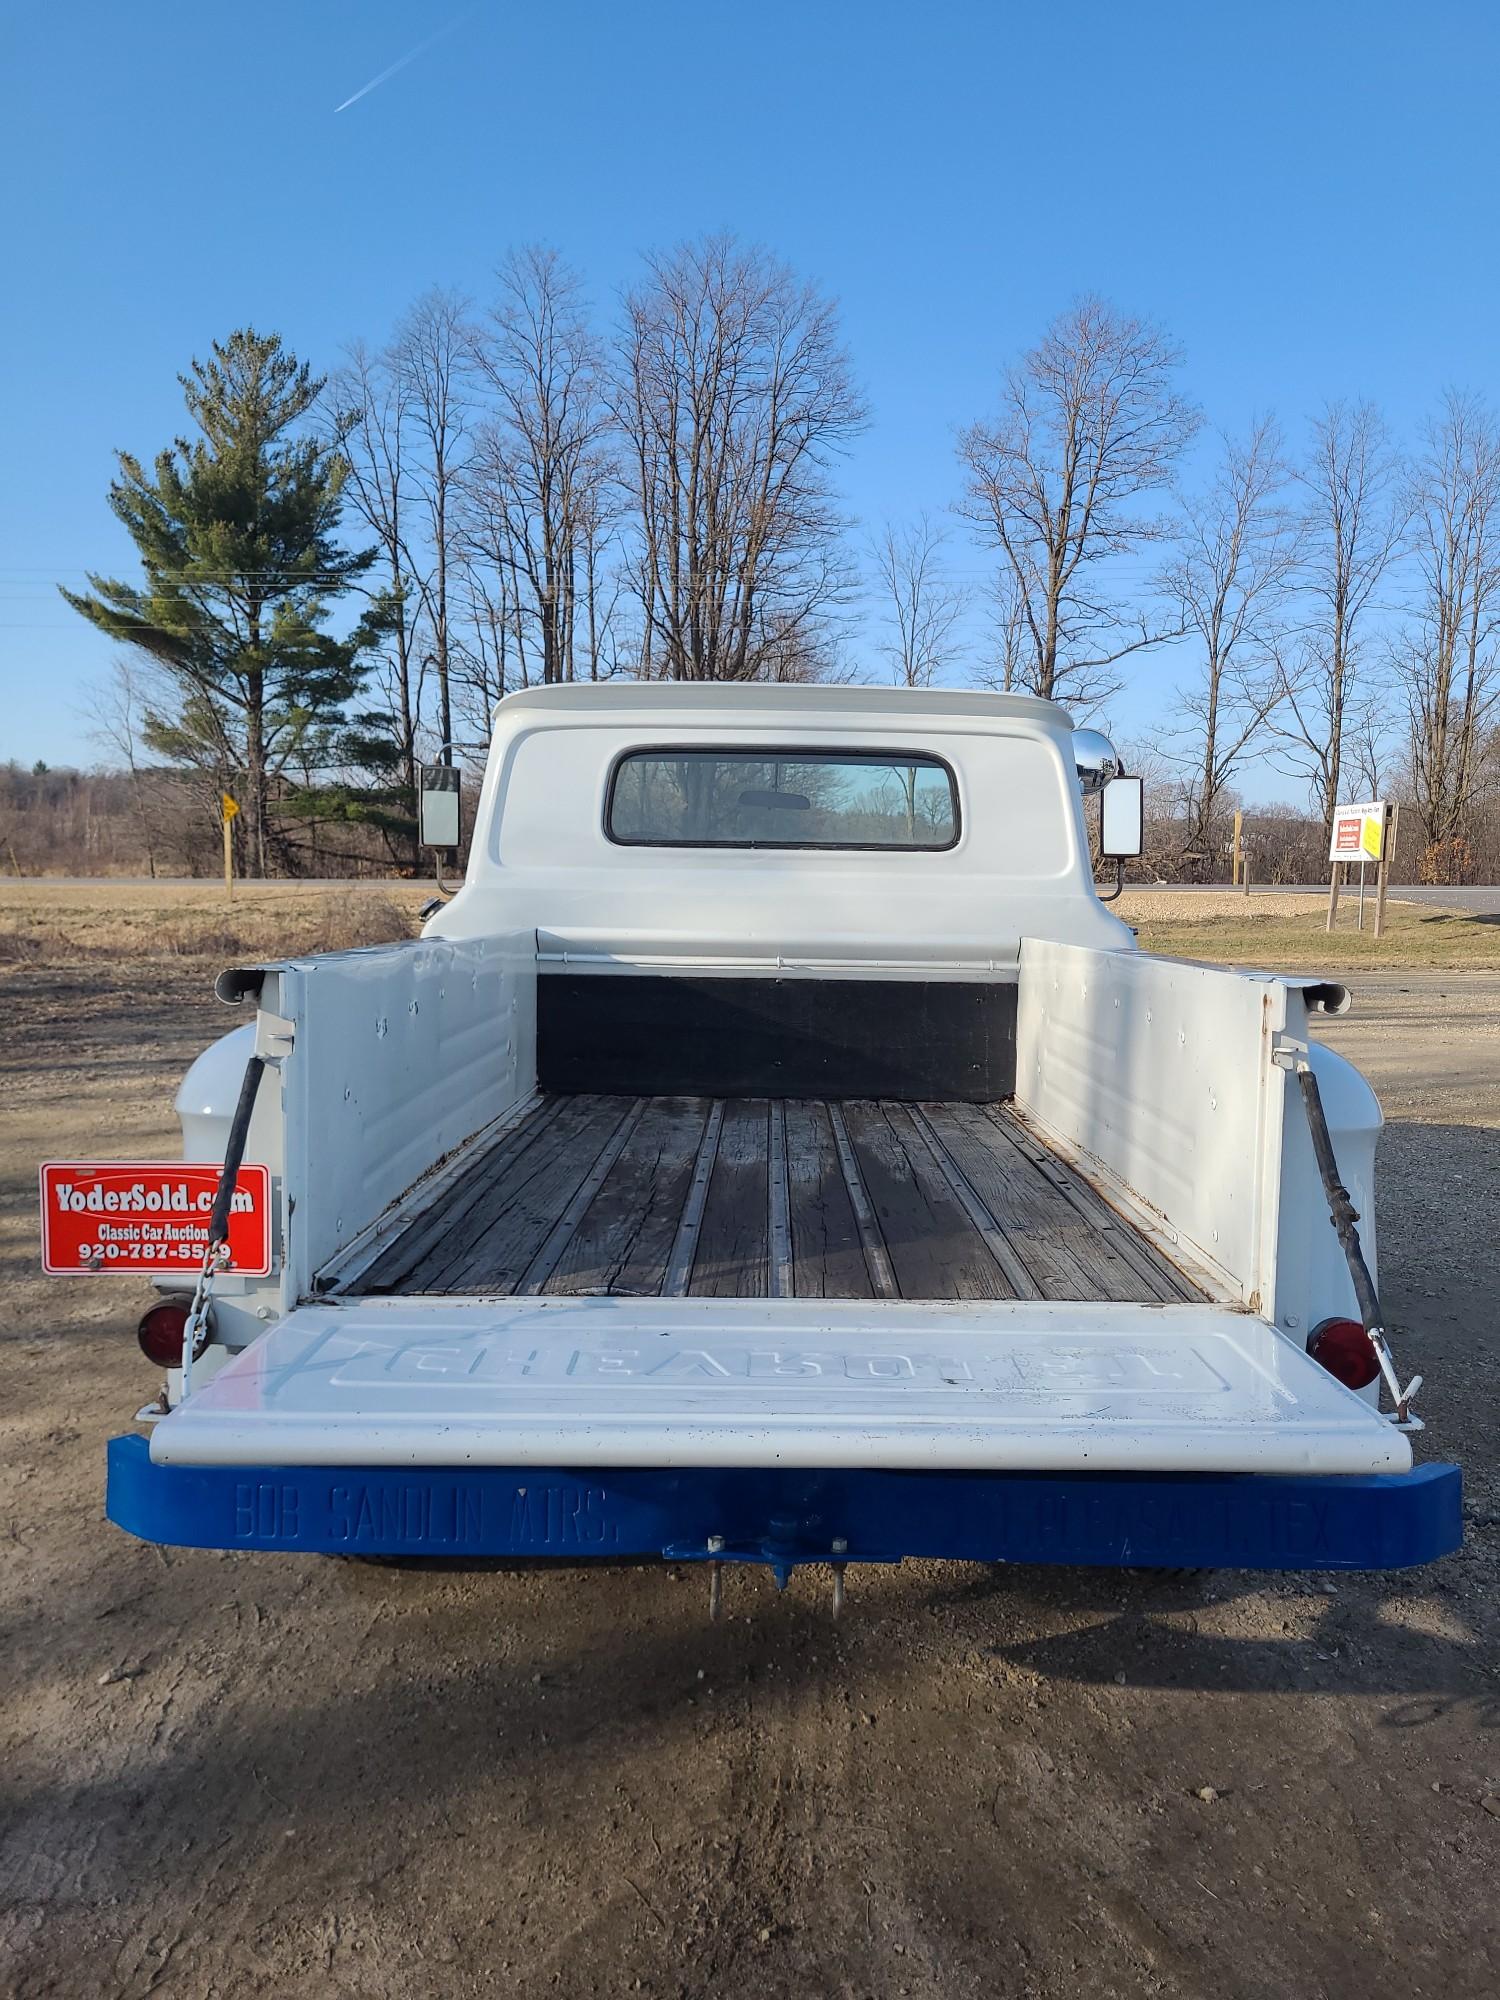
[349,1094,1201,1305]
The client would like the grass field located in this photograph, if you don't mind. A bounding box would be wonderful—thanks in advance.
[0,879,427,965]
[2,878,1497,971]
[1119,888,1500,969]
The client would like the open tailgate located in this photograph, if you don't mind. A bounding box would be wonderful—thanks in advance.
[151,1297,1410,1476]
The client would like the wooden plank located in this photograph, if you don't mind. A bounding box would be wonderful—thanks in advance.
[906,1105,1042,1300]
[827,1103,899,1298]
[980,1104,1200,1302]
[353,1095,570,1294]
[415,1096,636,1294]
[517,1098,647,1294]
[840,1101,1009,1301]
[990,1104,1200,1301]
[921,1101,1140,1302]
[663,1102,725,1296]
[784,1101,876,1299]
[544,1097,712,1297]
[687,1099,770,1297]
[768,1101,794,1297]
[357,1089,1201,1306]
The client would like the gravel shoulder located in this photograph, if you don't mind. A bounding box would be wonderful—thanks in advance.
[0,960,1496,2000]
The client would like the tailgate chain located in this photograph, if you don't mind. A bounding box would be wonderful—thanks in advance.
[178,1053,266,1401]
[1276,1042,1423,1427]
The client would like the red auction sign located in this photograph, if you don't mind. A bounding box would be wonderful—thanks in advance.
[39,1162,273,1278]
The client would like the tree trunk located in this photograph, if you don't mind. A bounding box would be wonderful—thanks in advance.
[244,605,267,878]
[245,674,267,878]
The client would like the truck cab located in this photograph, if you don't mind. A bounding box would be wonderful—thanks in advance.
[107,684,1460,1585]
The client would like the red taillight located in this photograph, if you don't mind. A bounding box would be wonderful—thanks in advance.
[137,1299,190,1368]
[1308,1316,1380,1390]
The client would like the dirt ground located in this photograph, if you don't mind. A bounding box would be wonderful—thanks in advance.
[2,947,1498,1999]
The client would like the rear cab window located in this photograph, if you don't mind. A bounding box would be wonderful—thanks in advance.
[605,747,960,851]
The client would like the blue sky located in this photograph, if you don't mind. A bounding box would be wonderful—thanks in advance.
[2,0,1497,799]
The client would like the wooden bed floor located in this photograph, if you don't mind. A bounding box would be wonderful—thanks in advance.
[350,1094,1201,1305]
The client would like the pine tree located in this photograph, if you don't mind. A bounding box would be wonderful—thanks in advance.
[62,329,384,876]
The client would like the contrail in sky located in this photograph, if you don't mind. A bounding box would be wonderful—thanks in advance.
[334,10,474,114]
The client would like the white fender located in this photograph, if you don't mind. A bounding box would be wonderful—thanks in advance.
[175,1022,255,1160]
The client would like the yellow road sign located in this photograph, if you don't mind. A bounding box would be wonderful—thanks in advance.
[221,793,240,823]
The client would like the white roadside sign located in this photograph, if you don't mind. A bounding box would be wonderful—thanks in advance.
[1329,800,1387,864]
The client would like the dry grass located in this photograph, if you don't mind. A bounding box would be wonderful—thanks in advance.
[0,881,428,968]
[2,879,1495,975]
[1118,889,1500,969]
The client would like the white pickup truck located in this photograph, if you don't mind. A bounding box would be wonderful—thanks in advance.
[105,683,1460,1588]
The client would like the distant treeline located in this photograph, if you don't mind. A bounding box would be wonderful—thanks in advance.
[0,762,433,879]
[7,758,1495,885]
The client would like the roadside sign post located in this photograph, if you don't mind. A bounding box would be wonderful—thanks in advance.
[1326,800,1391,937]
[1384,800,1408,940]
[1232,810,1248,894]
[221,792,239,899]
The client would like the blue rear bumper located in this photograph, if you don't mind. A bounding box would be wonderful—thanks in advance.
[106,1435,1462,1575]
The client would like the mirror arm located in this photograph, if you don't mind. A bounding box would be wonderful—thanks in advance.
[1096,855,1125,903]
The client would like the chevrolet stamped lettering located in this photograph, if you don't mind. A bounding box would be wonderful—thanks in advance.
[298,1336,1228,1396]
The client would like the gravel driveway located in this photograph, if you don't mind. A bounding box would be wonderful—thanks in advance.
[0,963,1495,1999]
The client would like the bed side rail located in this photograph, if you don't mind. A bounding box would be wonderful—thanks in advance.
[1014,938,1375,1327]
[220,931,538,1302]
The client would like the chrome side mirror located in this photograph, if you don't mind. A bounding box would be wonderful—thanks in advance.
[1101,775,1144,858]
[1073,729,1120,794]
[419,763,461,849]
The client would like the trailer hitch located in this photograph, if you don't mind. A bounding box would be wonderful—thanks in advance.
[1274,1042,1423,1428]
[667,1524,891,1618]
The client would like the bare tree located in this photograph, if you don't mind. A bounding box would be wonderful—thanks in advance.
[466,247,616,687]
[1271,401,1406,832]
[450,507,523,730]
[86,653,229,872]
[574,476,629,681]
[88,657,163,876]
[1345,696,1395,802]
[1162,417,1302,872]
[1398,389,1500,880]
[395,289,472,755]
[329,337,426,857]
[615,234,868,682]
[868,514,967,687]
[970,569,1029,693]
[958,295,1200,710]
